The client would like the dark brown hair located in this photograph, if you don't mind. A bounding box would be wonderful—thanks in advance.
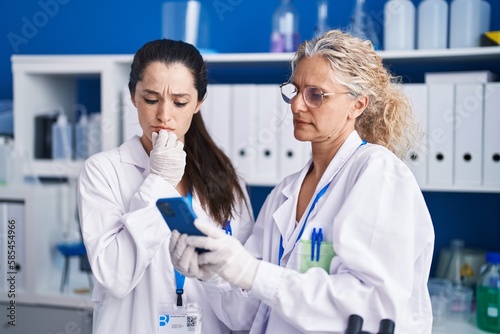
[129,39,250,226]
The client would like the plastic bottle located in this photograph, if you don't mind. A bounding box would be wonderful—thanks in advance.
[270,0,300,53]
[480,0,491,37]
[315,0,330,36]
[476,252,500,333]
[87,113,101,157]
[442,239,469,285]
[449,0,482,48]
[75,113,89,160]
[51,111,73,160]
[417,0,448,49]
[384,0,415,50]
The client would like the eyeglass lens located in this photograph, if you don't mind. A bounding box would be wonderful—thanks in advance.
[281,84,324,108]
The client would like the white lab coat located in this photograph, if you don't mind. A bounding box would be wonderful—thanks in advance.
[203,131,434,334]
[77,136,254,334]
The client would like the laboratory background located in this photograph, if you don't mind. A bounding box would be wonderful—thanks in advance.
[1,0,500,333]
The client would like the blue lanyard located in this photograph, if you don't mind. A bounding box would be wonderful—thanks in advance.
[174,192,231,306]
[278,181,330,265]
[278,140,366,266]
[174,192,193,306]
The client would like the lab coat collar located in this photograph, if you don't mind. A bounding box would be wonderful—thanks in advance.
[274,130,364,261]
[118,136,149,172]
[318,130,364,188]
[273,162,311,243]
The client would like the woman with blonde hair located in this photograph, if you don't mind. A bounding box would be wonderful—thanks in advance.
[170,29,434,334]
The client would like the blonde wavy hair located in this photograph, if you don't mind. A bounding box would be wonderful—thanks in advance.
[290,29,420,160]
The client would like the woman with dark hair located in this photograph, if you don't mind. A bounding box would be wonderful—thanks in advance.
[77,39,254,333]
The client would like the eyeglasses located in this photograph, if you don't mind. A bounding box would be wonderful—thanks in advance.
[279,83,352,109]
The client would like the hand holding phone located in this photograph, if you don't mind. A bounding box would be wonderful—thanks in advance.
[156,197,207,252]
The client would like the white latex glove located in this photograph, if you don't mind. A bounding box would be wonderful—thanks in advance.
[169,229,217,281]
[149,130,186,188]
[185,220,260,291]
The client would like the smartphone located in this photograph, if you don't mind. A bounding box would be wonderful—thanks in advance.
[156,197,207,252]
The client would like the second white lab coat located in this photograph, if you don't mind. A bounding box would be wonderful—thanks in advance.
[77,136,254,334]
[203,131,434,334]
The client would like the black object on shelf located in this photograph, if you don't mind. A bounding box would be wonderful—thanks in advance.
[344,314,395,334]
[34,113,57,159]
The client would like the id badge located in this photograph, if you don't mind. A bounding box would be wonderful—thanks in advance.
[158,303,202,334]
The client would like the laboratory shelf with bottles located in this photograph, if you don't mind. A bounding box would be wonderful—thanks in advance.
[10,46,500,190]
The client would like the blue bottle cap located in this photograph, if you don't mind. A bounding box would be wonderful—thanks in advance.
[486,252,500,264]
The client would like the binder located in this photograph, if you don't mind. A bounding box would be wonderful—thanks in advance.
[255,85,281,184]
[454,84,483,186]
[427,84,455,186]
[277,100,310,179]
[121,86,142,143]
[402,84,428,186]
[230,84,257,182]
[483,83,500,186]
[204,84,232,155]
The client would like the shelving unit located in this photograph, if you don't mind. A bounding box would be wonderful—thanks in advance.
[11,46,500,187]
[5,48,500,326]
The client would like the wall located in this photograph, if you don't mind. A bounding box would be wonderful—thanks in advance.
[2,0,500,99]
[1,0,500,275]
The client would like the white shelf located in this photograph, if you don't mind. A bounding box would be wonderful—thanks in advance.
[421,184,500,193]
[10,48,500,190]
[12,46,500,66]
[0,290,92,309]
[432,318,492,334]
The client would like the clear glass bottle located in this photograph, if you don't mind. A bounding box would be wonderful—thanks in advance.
[351,0,380,49]
[74,104,89,160]
[442,239,469,285]
[270,0,300,52]
[476,252,500,333]
[315,0,330,36]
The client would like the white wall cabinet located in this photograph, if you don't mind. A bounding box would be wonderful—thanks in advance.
[0,184,93,309]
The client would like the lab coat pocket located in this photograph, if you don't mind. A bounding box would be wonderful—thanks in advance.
[298,239,336,273]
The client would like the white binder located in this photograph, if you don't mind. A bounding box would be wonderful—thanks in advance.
[454,84,484,186]
[255,85,281,185]
[402,84,428,186]
[483,83,500,186]
[203,84,232,155]
[121,86,142,143]
[427,84,455,186]
[230,84,257,182]
[277,101,310,179]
